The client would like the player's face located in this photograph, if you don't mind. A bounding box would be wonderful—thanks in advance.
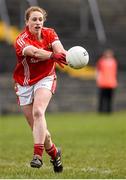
[26,11,44,35]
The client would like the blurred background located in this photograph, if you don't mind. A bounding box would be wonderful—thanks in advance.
[0,0,126,114]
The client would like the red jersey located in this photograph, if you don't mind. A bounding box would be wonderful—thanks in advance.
[13,27,59,86]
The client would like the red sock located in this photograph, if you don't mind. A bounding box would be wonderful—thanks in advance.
[34,144,44,158]
[46,144,57,160]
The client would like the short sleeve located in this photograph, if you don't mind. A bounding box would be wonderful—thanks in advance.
[15,36,30,57]
[48,28,59,44]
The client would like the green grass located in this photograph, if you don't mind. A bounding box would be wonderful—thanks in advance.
[1,111,126,178]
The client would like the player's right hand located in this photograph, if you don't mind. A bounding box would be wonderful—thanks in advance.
[50,53,68,67]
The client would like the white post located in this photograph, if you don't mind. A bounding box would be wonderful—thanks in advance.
[88,0,106,44]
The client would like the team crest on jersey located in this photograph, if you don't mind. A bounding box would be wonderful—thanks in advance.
[47,43,52,50]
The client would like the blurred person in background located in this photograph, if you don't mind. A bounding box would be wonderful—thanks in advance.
[13,6,67,172]
[96,49,118,113]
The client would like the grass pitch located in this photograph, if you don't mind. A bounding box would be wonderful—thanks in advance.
[0,111,126,179]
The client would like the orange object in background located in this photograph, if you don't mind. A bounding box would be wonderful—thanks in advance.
[96,49,118,113]
[96,49,118,88]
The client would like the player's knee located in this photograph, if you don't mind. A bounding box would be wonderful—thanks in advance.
[33,107,45,119]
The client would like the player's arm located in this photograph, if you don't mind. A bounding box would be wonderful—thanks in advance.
[51,41,67,66]
[23,42,67,65]
[23,45,52,60]
[52,40,67,54]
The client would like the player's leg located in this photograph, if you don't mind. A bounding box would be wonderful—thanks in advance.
[30,88,52,168]
[44,130,57,159]
[15,83,45,168]
[21,104,44,168]
[15,83,34,129]
[44,130,63,173]
[21,104,34,130]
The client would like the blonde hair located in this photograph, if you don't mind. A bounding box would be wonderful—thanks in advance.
[25,6,47,22]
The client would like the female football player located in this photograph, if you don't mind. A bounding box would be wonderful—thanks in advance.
[13,6,67,172]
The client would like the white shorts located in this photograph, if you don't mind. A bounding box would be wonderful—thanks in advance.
[15,75,57,106]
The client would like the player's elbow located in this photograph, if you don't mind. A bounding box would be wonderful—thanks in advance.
[33,51,39,58]
[23,46,38,57]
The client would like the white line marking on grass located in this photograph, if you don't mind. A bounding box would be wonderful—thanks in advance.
[25,164,113,175]
[61,166,113,175]
[81,167,112,175]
